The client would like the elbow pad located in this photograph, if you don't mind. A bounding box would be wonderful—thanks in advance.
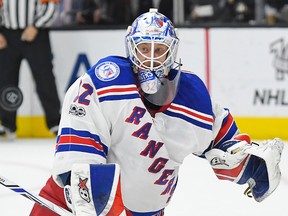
[205,136,284,202]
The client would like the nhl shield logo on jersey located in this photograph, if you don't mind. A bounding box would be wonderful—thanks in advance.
[95,61,120,81]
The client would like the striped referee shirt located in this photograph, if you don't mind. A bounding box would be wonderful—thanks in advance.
[0,0,58,29]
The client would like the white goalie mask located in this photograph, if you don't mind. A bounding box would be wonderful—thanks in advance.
[126,8,181,106]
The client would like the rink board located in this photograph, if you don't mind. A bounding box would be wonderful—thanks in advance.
[16,116,288,140]
[16,28,288,139]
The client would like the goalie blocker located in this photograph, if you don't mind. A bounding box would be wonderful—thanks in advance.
[64,163,126,216]
[30,163,126,216]
[205,134,284,202]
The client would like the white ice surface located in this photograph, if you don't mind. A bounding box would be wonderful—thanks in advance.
[0,138,287,216]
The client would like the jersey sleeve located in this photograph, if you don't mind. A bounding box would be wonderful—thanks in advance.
[211,101,240,147]
[34,0,58,28]
[52,73,111,187]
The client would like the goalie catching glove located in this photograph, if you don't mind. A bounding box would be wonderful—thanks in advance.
[64,163,126,216]
[205,135,284,202]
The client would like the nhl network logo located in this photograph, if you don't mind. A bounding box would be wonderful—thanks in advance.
[270,38,288,81]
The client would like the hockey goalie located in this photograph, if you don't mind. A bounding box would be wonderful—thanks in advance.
[30,8,284,216]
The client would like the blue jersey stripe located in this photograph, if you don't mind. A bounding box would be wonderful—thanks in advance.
[99,93,140,102]
[164,110,212,130]
[56,144,107,158]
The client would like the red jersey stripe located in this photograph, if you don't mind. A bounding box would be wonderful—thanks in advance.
[213,113,234,146]
[98,86,138,96]
[169,104,214,123]
[57,135,103,151]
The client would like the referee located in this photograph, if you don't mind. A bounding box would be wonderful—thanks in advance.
[0,0,61,139]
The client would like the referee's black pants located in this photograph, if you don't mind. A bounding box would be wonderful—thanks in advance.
[0,28,61,132]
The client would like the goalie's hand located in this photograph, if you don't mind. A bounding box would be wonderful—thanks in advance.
[205,136,284,202]
[243,138,284,202]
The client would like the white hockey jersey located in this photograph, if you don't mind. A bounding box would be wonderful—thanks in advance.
[52,56,239,213]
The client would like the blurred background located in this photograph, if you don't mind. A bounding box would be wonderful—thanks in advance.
[52,0,288,27]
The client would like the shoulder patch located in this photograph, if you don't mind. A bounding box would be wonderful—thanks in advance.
[94,61,120,81]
